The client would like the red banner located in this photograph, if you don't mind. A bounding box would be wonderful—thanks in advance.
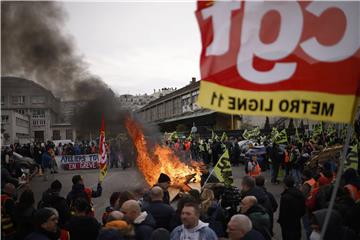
[196,1,360,123]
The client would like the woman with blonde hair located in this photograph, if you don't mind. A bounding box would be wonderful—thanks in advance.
[200,188,215,215]
[200,188,226,238]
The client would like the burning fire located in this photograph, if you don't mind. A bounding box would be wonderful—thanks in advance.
[125,116,202,187]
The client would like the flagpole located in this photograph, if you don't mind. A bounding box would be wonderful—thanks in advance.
[320,124,352,240]
[201,166,217,190]
[201,148,226,189]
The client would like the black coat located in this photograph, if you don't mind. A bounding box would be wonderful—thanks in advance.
[134,213,156,240]
[13,206,36,240]
[313,209,357,240]
[270,146,283,165]
[260,187,278,213]
[242,229,266,240]
[38,189,70,227]
[245,204,271,240]
[278,187,305,229]
[25,228,60,240]
[67,216,101,240]
[201,202,227,237]
[66,183,102,206]
[144,200,174,231]
[242,187,273,215]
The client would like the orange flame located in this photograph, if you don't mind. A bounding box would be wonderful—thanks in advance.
[125,116,202,187]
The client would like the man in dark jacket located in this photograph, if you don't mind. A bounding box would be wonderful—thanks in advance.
[269,143,283,184]
[143,186,174,231]
[278,176,305,240]
[66,175,102,215]
[41,147,52,181]
[25,208,60,240]
[144,173,171,205]
[241,176,273,215]
[255,176,278,236]
[38,180,70,228]
[67,198,101,240]
[227,214,265,240]
[121,200,155,240]
[240,196,271,240]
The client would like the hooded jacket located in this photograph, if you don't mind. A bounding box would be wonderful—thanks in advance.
[170,220,217,240]
[133,211,156,240]
[278,187,305,228]
[245,204,271,240]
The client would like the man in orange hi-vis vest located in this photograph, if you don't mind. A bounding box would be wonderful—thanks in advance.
[248,155,261,177]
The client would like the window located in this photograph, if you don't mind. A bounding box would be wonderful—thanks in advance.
[66,129,73,140]
[1,115,9,123]
[12,96,25,105]
[31,96,45,104]
[32,119,45,126]
[16,117,28,128]
[15,109,26,115]
[32,109,45,118]
[53,130,60,140]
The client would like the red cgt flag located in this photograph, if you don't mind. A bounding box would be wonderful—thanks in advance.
[195,1,360,123]
[99,115,107,182]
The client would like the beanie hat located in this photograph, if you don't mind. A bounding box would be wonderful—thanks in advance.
[158,173,171,183]
[34,208,56,227]
[72,175,83,185]
[51,180,62,190]
[105,220,129,230]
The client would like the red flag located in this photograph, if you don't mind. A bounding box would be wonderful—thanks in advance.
[99,114,107,181]
[195,1,360,123]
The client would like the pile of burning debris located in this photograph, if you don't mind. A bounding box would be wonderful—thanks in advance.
[125,116,203,201]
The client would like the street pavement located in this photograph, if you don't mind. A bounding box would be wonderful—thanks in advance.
[29,164,286,239]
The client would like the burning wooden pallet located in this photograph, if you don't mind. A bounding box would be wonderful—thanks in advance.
[168,173,201,202]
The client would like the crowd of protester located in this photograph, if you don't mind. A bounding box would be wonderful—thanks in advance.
[1,140,126,185]
[2,130,360,240]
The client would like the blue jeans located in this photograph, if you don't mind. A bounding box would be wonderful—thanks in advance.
[291,168,302,186]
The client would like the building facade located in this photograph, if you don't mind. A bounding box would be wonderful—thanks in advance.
[118,88,176,111]
[1,76,74,143]
[1,110,30,145]
[50,123,76,142]
[136,78,318,134]
[136,78,241,133]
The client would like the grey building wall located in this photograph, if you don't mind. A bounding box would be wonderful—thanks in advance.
[137,79,200,123]
[1,110,30,144]
[1,76,61,142]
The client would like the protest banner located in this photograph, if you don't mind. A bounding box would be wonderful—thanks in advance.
[55,154,99,170]
[195,1,360,123]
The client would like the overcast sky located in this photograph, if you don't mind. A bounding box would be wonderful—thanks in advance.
[62,2,201,96]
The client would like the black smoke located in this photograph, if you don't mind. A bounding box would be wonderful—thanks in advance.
[1,1,106,100]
